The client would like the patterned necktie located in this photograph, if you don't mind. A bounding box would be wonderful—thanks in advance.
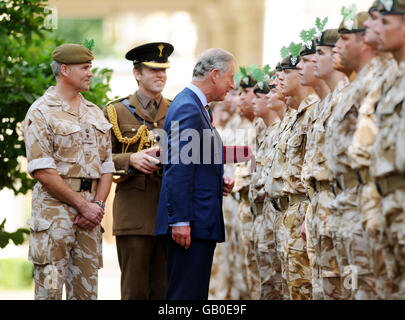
[205,105,213,124]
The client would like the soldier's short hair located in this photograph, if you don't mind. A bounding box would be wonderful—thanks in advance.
[192,48,235,81]
[50,60,62,77]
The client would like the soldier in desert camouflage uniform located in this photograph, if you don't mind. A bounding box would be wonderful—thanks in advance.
[369,0,405,299]
[304,28,350,300]
[263,57,300,300]
[24,44,114,300]
[218,89,250,300]
[325,9,383,300]
[279,40,321,300]
[347,2,398,300]
[250,76,281,299]
[234,72,262,299]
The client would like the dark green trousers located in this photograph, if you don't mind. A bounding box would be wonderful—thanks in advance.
[116,235,167,300]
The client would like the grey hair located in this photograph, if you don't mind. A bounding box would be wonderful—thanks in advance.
[192,48,235,81]
[50,60,62,77]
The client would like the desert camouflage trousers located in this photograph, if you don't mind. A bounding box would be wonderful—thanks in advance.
[282,198,312,300]
[272,199,291,300]
[27,183,102,300]
[378,186,405,299]
[239,190,261,299]
[307,189,344,300]
[253,200,284,299]
[327,184,378,300]
[210,194,249,300]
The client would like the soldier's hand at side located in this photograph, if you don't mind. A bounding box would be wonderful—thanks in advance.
[78,202,104,225]
[74,215,97,230]
[130,147,161,175]
[223,176,235,196]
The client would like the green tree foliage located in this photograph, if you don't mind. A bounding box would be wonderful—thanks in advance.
[0,219,29,249]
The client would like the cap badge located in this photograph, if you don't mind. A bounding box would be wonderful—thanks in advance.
[291,56,298,66]
[380,0,394,11]
[158,44,165,57]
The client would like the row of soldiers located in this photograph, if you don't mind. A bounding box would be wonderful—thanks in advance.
[210,0,405,300]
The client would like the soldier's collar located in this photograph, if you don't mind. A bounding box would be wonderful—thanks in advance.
[44,86,95,108]
[136,90,162,109]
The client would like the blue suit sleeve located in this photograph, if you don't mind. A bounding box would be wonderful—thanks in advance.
[165,102,202,224]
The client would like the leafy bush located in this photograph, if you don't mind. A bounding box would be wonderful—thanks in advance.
[0,258,33,289]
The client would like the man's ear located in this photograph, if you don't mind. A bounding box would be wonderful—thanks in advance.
[210,69,220,84]
[133,68,142,82]
[60,64,70,77]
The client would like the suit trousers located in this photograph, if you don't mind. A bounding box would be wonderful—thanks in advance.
[116,235,167,300]
[164,236,217,300]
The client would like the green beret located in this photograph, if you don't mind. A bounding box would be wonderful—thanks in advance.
[339,11,370,34]
[316,29,340,47]
[378,0,405,14]
[281,55,300,70]
[52,43,94,64]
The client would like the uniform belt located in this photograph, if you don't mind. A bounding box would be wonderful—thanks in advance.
[375,173,405,197]
[307,179,331,201]
[334,168,371,194]
[288,193,307,206]
[271,196,289,212]
[64,178,98,193]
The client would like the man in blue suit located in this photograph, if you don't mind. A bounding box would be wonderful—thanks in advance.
[155,48,236,300]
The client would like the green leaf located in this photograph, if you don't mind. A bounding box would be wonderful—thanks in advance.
[280,46,289,59]
[252,68,264,82]
[83,38,95,51]
[341,4,357,21]
[289,42,303,58]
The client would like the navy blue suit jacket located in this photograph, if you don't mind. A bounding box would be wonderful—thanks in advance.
[154,87,225,242]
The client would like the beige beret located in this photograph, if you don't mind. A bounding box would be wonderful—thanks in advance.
[52,43,94,64]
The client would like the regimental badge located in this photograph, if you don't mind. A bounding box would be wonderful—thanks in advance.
[305,41,313,50]
[263,74,271,83]
[291,56,297,66]
[258,81,264,90]
[243,77,250,85]
[344,19,355,30]
[158,44,164,57]
[380,0,394,11]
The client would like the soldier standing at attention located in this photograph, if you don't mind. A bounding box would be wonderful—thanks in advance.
[305,28,350,300]
[250,77,281,299]
[325,8,381,300]
[279,42,320,300]
[104,42,174,300]
[24,43,115,300]
[370,0,405,299]
[234,72,261,299]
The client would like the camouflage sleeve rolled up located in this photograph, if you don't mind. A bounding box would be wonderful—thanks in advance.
[24,102,57,177]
